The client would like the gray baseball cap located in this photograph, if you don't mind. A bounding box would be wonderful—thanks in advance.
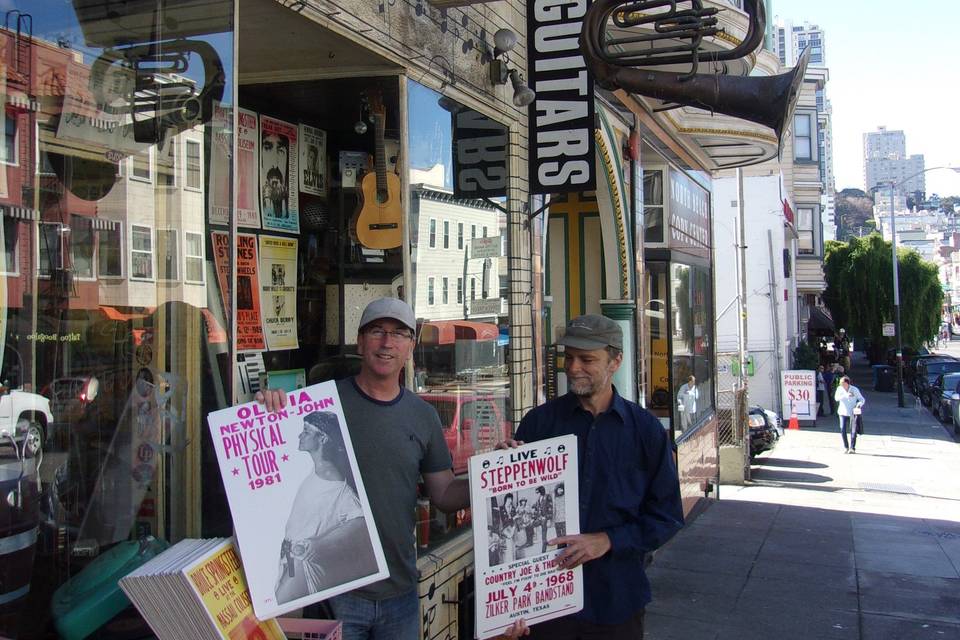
[359,297,416,332]
[559,314,623,351]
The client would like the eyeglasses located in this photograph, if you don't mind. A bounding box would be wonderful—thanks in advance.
[365,327,414,342]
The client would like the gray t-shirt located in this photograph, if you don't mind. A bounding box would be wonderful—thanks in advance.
[336,377,452,599]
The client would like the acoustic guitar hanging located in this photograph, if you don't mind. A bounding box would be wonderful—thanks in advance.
[355,92,402,250]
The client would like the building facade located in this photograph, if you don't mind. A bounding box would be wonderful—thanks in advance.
[864,126,926,197]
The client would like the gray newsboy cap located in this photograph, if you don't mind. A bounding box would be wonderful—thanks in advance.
[559,314,623,351]
[359,297,416,332]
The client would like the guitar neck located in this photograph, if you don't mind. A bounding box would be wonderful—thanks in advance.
[373,114,387,199]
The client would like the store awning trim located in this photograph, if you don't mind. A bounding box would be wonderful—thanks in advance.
[807,306,835,332]
[2,205,39,220]
[420,320,499,344]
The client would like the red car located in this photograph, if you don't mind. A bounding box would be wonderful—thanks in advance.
[420,390,511,475]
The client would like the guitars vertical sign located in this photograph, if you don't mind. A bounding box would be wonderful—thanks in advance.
[527,0,596,195]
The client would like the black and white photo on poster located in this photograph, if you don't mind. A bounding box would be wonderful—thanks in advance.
[486,482,567,567]
[470,435,583,639]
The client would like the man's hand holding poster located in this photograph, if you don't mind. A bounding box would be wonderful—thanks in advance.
[207,381,388,619]
[470,435,582,639]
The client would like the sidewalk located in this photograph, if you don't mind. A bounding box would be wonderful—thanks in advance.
[645,351,960,639]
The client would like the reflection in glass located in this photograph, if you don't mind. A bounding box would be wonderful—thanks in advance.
[407,80,510,551]
[670,263,713,437]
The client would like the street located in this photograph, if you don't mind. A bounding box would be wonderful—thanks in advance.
[645,346,960,639]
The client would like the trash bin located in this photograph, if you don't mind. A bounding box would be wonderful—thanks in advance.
[875,365,895,392]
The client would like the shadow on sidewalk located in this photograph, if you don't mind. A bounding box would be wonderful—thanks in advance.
[646,499,960,640]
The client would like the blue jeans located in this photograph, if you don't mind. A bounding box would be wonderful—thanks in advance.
[329,590,419,640]
[839,415,858,450]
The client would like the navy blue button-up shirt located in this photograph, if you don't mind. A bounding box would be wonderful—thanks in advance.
[515,388,684,625]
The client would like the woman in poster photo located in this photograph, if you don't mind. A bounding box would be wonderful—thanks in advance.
[275,411,378,604]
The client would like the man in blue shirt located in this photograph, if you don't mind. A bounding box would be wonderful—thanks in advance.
[501,314,684,639]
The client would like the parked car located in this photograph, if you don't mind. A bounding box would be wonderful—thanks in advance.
[906,354,950,394]
[931,373,960,423]
[420,390,511,475]
[0,385,54,456]
[918,359,960,406]
[748,406,778,457]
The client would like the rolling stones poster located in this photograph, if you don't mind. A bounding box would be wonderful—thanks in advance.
[206,381,388,619]
[469,435,583,638]
[259,235,299,351]
[259,115,300,233]
[212,231,266,352]
[298,124,327,198]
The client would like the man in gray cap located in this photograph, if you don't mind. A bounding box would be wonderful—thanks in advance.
[500,314,683,639]
[259,297,469,640]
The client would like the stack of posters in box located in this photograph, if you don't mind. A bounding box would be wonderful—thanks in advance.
[119,537,287,640]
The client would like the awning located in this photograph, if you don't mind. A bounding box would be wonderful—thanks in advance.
[807,306,835,333]
[100,306,152,322]
[2,206,39,221]
[420,320,499,345]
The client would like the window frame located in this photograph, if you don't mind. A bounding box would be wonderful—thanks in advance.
[130,224,155,281]
[427,276,435,305]
[98,222,124,279]
[184,231,205,284]
[1,217,18,276]
[130,148,154,183]
[796,205,817,255]
[442,276,449,304]
[185,138,203,191]
[443,220,450,249]
[457,222,464,249]
[37,221,65,279]
[156,227,180,282]
[793,111,817,163]
[69,214,97,281]
[2,114,17,167]
[429,218,436,248]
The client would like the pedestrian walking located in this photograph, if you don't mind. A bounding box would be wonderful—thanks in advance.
[822,365,835,416]
[816,366,827,416]
[834,375,865,453]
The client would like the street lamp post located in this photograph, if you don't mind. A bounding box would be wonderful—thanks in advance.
[886,166,960,408]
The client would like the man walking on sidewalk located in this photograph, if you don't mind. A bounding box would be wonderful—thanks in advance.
[834,375,865,453]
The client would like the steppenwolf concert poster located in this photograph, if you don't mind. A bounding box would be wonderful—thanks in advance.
[207,381,388,619]
[212,231,267,352]
[259,235,299,351]
[259,115,300,234]
[469,435,583,639]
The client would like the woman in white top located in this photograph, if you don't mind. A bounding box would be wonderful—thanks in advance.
[276,411,376,604]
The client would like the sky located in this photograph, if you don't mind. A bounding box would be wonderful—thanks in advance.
[773,0,960,197]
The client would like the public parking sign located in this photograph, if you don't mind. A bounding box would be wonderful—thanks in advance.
[781,370,816,420]
[882,323,895,337]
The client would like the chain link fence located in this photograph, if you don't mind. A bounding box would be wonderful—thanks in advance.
[717,352,747,447]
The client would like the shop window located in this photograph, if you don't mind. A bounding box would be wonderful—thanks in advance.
[186,139,202,190]
[643,169,665,243]
[408,79,511,551]
[443,220,450,248]
[156,229,179,281]
[99,224,123,278]
[131,224,154,280]
[644,263,670,423]
[670,263,714,438]
[38,222,64,277]
[2,217,18,274]
[184,231,204,284]
[70,215,95,279]
[2,115,16,165]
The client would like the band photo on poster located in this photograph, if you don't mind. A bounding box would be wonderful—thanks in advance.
[260,115,300,233]
[469,435,583,639]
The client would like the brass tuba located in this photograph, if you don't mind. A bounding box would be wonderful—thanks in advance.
[581,0,811,148]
